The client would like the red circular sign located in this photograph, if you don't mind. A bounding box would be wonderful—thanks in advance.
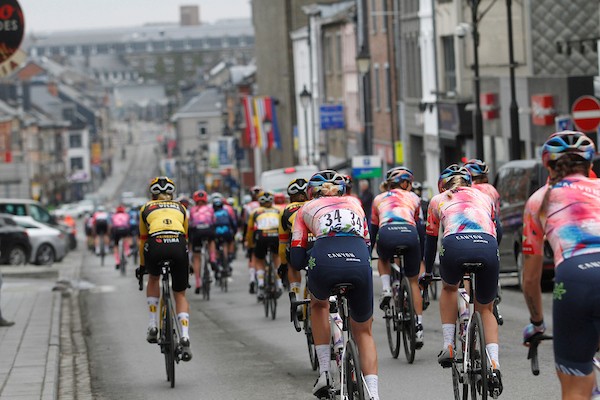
[0,0,25,64]
[572,95,600,132]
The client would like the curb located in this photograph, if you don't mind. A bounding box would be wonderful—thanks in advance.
[41,290,61,400]
[0,266,59,280]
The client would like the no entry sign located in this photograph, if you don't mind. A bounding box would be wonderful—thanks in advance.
[571,95,600,132]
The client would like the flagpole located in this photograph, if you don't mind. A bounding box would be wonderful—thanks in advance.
[253,147,262,186]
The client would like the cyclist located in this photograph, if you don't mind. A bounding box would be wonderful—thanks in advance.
[412,181,429,267]
[221,195,239,263]
[242,186,262,293]
[189,190,215,294]
[128,205,140,253]
[212,196,237,278]
[84,214,95,252]
[464,159,503,244]
[92,206,110,256]
[291,170,379,400]
[246,190,283,300]
[110,205,132,270]
[422,164,501,392]
[521,130,600,399]
[371,166,425,347]
[136,176,192,361]
[278,178,309,302]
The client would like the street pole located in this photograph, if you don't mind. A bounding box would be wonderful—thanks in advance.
[507,0,521,160]
[303,107,310,165]
[471,0,484,160]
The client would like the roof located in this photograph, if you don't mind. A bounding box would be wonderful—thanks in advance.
[113,84,168,107]
[171,88,223,120]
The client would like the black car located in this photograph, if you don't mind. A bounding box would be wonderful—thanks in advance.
[0,213,32,265]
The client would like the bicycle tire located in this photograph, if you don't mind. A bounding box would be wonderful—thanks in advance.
[161,296,175,387]
[119,240,126,276]
[270,296,277,320]
[344,339,365,400]
[385,290,401,358]
[452,318,468,400]
[400,277,416,363]
[304,308,318,371]
[202,261,211,301]
[469,311,487,400]
[100,238,105,266]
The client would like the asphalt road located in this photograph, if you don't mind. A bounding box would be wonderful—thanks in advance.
[78,248,561,400]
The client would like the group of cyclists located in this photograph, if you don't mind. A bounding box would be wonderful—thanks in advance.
[130,129,599,400]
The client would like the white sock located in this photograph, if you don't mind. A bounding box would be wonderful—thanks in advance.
[381,274,391,292]
[316,344,330,374]
[442,323,455,348]
[364,375,379,400]
[249,268,256,282]
[417,314,423,325]
[486,343,499,368]
[147,297,159,327]
[257,270,265,286]
[290,282,301,295]
[178,312,190,339]
[276,279,283,289]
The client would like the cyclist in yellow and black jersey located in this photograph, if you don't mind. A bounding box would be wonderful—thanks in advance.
[137,176,192,362]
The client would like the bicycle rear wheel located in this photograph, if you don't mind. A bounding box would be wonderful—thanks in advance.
[400,277,416,363]
[385,288,401,358]
[161,298,175,387]
[303,307,318,371]
[469,311,487,400]
[119,240,126,276]
[344,339,365,400]
[202,262,211,301]
[269,296,277,320]
[452,319,468,400]
[100,239,105,266]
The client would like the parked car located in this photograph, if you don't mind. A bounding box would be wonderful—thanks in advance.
[0,213,32,265]
[52,203,83,219]
[0,199,77,250]
[12,217,68,265]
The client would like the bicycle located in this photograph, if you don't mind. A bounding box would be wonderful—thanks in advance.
[291,272,319,371]
[137,260,183,388]
[262,248,278,320]
[201,242,212,301]
[215,237,229,293]
[445,262,502,400]
[381,246,419,363]
[117,237,127,276]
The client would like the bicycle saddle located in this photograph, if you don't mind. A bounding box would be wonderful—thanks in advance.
[461,262,484,273]
[330,283,354,296]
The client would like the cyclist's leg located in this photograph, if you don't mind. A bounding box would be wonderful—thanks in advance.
[254,239,267,293]
[437,236,463,360]
[169,234,192,361]
[144,237,161,342]
[375,227,393,302]
[112,230,120,267]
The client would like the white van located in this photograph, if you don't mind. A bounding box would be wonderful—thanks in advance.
[259,165,319,193]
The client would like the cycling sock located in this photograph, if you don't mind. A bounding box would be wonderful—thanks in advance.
[381,274,391,292]
[417,314,423,325]
[276,279,283,289]
[316,345,330,374]
[486,343,499,368]
[442,324,455,348]
[290,282,301,295]
[257,270,265,287]
[249,268,256,282]
[147,297,159,327]
[364,375,379,400]
[178,313,190,339]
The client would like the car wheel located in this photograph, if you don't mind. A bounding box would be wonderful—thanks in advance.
[8,246,27,265]
[36,244,56,265]
[517,250,524,291]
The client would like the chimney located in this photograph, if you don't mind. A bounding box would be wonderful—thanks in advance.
[47,80,58,97]
[180,5,200,26]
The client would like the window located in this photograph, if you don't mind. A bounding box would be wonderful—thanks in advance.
[0,203,26,216]
[374,64,381,111]
[380,0,387,33]
[70,157,84,171]
[198,122,207,137]
[442,35,456,92]
[404,36,422,98]
[324,34,333,75]
[335,33,342,72]
[69,133,82,148]
[30,204,52,224]
[384,64,392,111]
[370,0,377,33]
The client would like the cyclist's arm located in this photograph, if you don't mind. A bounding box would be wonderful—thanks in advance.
[424,199,440,274]
[278,209,289,264]
[423,234,438,274]
[523,254,544,323]
[290,207,308,270]
[495,215,503,244]
[245,211,256,248]
[138,208,148,266]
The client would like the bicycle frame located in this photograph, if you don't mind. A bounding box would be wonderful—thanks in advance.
[158,261,182,387]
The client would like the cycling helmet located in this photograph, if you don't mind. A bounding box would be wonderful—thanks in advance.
[242,194,252,205]
[258,190,274,205]
[287,178,308,196]
[412,181,422,191]
[463,159,489,178]
[250,186,262,196]
[116,205,126,213]
[193,190,208,204]
[308,170,346,198]
[541,130,595,168]
[386,166,414,185]
[438,164,472,193]
[212,197,223,208]
[149,176,175,195]
[274,193,286,204]
[227,197,235,206]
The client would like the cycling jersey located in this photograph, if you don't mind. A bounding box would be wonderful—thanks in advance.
[213,207,236,241]
[371,189,421,228]
[111,212,130,229]
[278,201,313,267]
[247,206,280,259]
[522,174,600,265]
[92,211,110,234]
[189,204,215,230]
[242,201,260,224]
[139,200,188,266]
[472,182,500,217]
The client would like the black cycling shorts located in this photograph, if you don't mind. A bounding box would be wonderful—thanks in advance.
[553,253,600,376]
[254,235,278,260]
[376,224,421,277]
[95,220,108,235]
[190,226,214,253]
[111,227,130,244]
[144,233,189,292]
[439,233,499,305]
[307,236,373,323]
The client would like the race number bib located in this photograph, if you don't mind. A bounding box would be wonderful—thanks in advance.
[256,215,279,231]
[318,209,363,235]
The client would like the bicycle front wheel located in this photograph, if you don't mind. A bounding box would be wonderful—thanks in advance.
[344,339,365,400]
[385,291,401,358]
[269,296,277,320]
[304,308,318,371]
[400,277,416,363]
[469,311,487,400]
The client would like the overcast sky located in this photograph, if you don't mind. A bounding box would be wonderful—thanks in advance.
[21,0,252,34]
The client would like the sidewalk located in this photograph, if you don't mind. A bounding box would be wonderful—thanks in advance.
[0,131,138,399]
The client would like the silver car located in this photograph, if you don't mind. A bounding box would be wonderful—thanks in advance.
[13,218,68,265]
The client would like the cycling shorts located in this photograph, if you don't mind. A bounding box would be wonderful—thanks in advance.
[254,236,278,260]
[307,236,373,323]
[130,223,139,237]
[190,226,214,253]
[376,224,421,277]
[553,253,600,376]
[111,227,130,244]
[95,220,108,235]
[85,224,93,236]
[215,232,233,244]
[439,233,499,305]
[144,233,189,292]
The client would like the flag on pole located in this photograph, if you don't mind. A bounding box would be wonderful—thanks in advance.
[241,96,256,147]
[267,96,282,150]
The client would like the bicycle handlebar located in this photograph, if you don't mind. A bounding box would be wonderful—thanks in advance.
[136,269,145,291]
[526,333,553,376]
[290,297,310,332]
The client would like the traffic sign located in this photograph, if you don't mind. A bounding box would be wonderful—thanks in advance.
[352,156,382,179]
[554,115,573,132]
[319,104,345,130]
[571,95,600,132]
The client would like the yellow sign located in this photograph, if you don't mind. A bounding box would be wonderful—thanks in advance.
[394,141,404,165]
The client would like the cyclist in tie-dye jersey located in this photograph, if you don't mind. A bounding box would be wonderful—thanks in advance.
[522,130,600,399]
[423,164,502,394]
[290,170,379,400]
[371,166,425,347]
[464,159,502,244]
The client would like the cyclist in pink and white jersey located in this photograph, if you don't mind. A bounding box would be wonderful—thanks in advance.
[189,190,215,294]
[110,205,131,269]
[423,164,502,394]
[522,130,600,399]
[464,159,503,243]
[291,170,379,400]
[371,166,425,347]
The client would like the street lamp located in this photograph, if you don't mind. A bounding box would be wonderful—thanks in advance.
[299,85,312,165]
[356,46,373,156]
[506,0,521,160]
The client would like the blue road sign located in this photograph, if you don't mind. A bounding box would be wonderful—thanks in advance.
[319,104,345,130]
